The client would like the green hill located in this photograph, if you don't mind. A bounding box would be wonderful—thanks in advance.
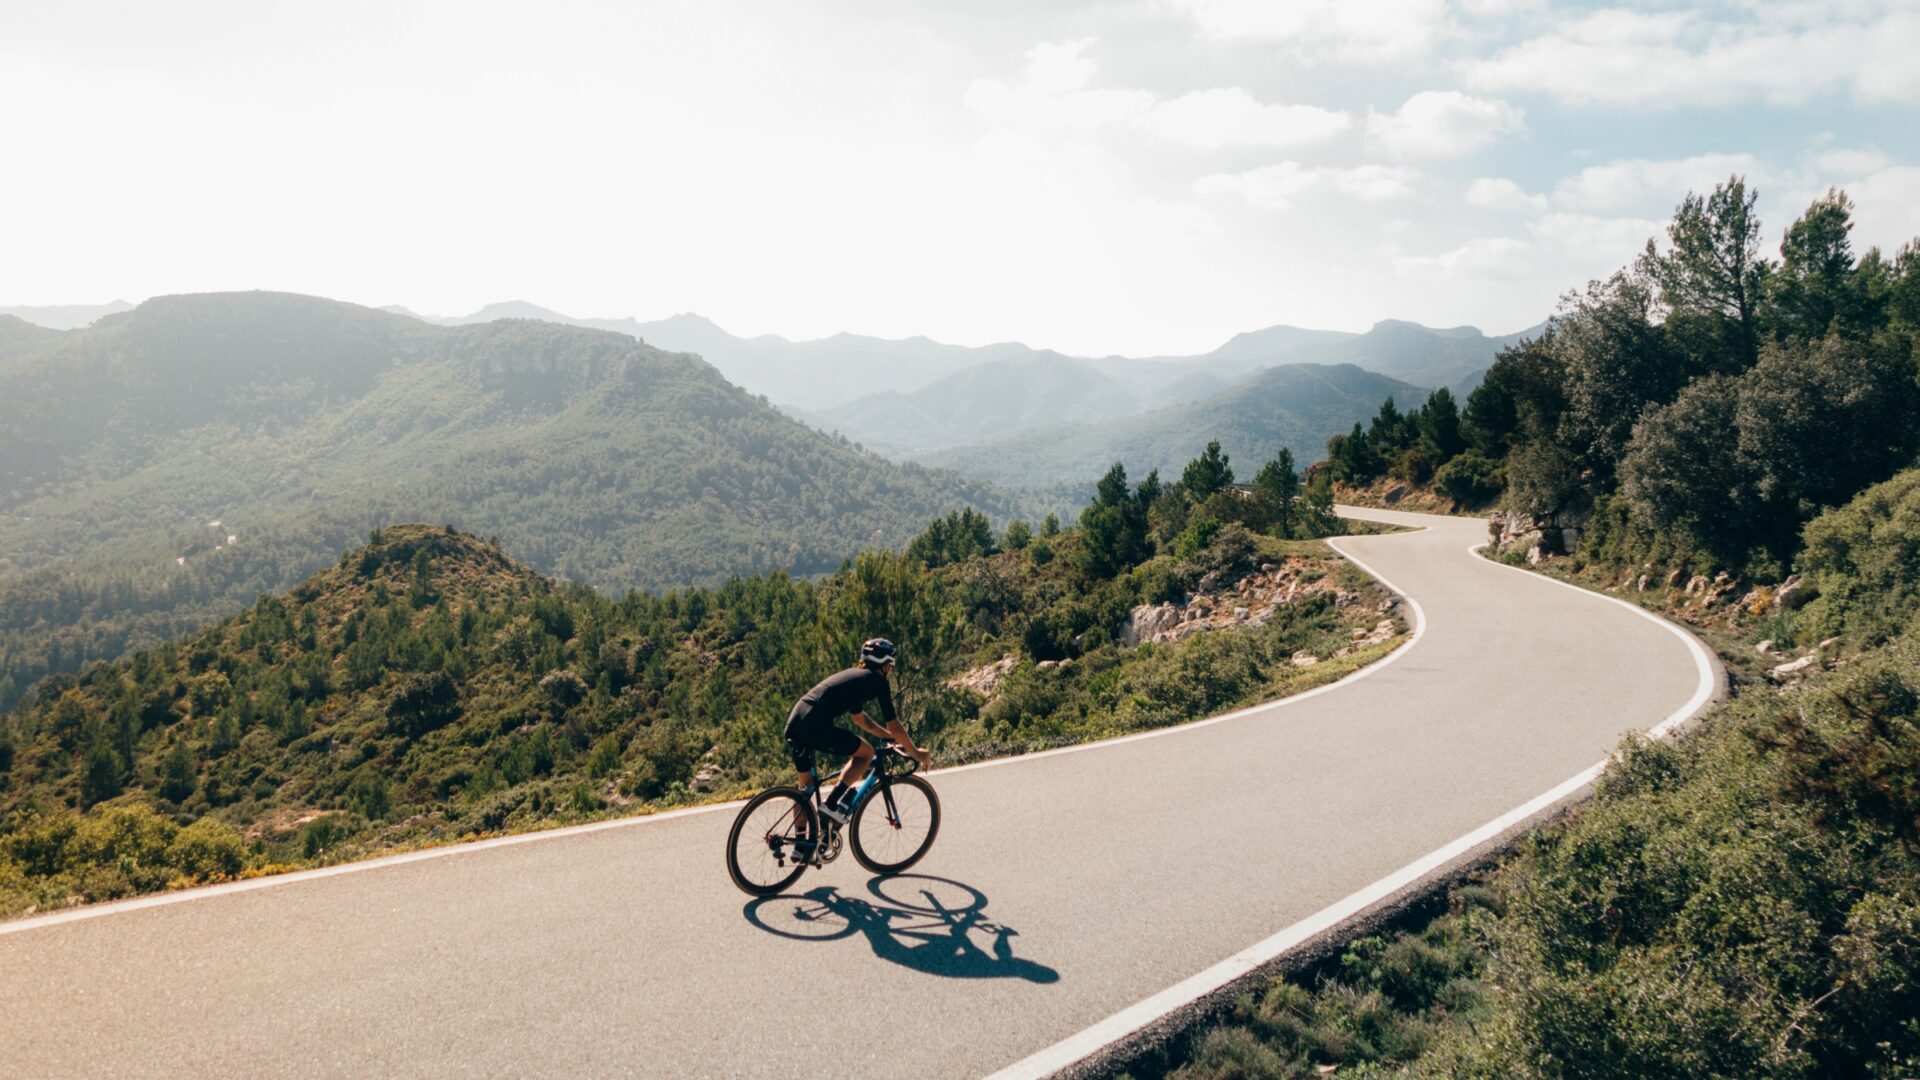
[0,500,1397,915]
[919,363,1425,488]
[0,292,1033,711]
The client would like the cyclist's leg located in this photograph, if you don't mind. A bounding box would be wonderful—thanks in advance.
[784,705,820,791]
[834,739,874,791]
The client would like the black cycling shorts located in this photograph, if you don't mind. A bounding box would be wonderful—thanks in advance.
[784,703,864,775]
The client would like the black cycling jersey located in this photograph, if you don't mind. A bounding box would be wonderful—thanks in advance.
[783,665,896,775]
[793,666,897,726]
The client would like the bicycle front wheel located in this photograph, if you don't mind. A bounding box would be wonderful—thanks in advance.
[727,787,816,896]
[850,774,940,875]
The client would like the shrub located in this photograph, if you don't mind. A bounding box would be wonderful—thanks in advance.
[1434,450,1503,507]
[165,818,248,879]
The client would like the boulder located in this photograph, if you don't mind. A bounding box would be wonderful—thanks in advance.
[1770,655,1816,678]
[1122,602,1182,646]
[1290,651,1320,667]
[1774,575,1816,611]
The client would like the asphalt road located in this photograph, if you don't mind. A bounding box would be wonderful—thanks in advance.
[0,507,1710,1078]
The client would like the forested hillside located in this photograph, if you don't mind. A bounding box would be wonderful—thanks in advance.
[1141,180,1920,1078]
[0,444,1397,917]
[0,293,1036,712]
[1322,180,1920,585]
[920,363,1422,488]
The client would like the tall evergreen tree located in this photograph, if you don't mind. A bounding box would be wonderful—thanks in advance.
[1644,175,1769,373]
[1181,442,1234,501]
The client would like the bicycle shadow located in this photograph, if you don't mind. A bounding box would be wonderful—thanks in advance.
[742,874,1060,984]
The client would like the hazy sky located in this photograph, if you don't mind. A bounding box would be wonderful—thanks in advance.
[4,1,1917,355]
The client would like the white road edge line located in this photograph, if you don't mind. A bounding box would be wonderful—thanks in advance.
[0,524,1435,938]
[982,528,1718,1080]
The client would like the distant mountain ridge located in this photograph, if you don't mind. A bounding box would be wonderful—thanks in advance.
[0,300,135,330]
[378,300,1543,456]
[918,363,1427,489]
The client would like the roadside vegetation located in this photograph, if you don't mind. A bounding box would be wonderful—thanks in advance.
[0,443,1402,918]
[1132,179,1920,1077]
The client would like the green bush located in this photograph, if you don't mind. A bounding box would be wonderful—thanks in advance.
[1434,450,1503,507]
[1800,467,1920,644]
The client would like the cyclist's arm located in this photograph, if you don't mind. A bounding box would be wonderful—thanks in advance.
[881,717,929,767]
[848,710,891,740]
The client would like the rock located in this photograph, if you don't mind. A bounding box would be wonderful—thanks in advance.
[1526,544,1546,565]
[1774,574,1816,611]
[1123,602,1183,646]
[1290,651,1321,667]
[1636,574,1652,592]
[1233,607,1249,621]
[1260,563,1278,574]
[1770,656,1816,678]
[1665,567,1686,588]
[1383,484,1407,504]
[1755,639,1774,655]
[946,655,1018,698]
[1037,660,1058,670]
[1561,527,1582,551]
[1817,637,1841,651]
[1197,571,1221,593]
[1685,575,1710,595]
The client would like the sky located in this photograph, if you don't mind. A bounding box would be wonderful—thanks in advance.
[3,0,1917,356]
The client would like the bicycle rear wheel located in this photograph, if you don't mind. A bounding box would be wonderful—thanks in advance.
[850,774,940,875]
[726,787,816,896]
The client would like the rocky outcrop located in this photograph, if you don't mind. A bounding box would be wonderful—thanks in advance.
[1489,508,1587,564]
[1121,558,1368,647]
[946,655,1017,698]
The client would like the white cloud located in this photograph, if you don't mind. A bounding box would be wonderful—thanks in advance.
[1462,6,1920,107]
[1167,0,1450,63]
[1024,39,1098,95]
[1811,148,1892,179]
[963,41,1154,134]
[1196,162,1421,209]
[1333,164,1422,202]
[1134,88,1351,149]
[1828,166,1920,254]
[1455,0,1540,14]
[1367,91,1523,158]
[1194,162,1322,210]
[1466,177,1548,212]
[1552,153,1768,212]
[1393,237,1534,279]
[967,43,1350,152]
[1528,212,1664,264]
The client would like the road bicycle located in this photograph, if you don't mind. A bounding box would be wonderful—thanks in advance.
[725,743,940,897]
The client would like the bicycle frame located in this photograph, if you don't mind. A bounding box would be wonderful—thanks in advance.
[799,745,915,846]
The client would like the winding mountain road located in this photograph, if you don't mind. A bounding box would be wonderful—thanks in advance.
[0,507,1714,1078]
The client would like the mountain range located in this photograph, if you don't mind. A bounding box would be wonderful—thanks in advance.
[0,292,1038,711]
[916,363,1426,488]
[352,300,1542,462]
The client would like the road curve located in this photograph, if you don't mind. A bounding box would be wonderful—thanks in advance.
[0,507,1711,1078]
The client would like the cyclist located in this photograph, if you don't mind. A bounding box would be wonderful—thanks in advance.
[785,637,931,831]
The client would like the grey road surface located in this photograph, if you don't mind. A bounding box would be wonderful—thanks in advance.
[0,507,1708,1078]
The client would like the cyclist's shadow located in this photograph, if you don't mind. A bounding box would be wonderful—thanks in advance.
[742,875,1060,984]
